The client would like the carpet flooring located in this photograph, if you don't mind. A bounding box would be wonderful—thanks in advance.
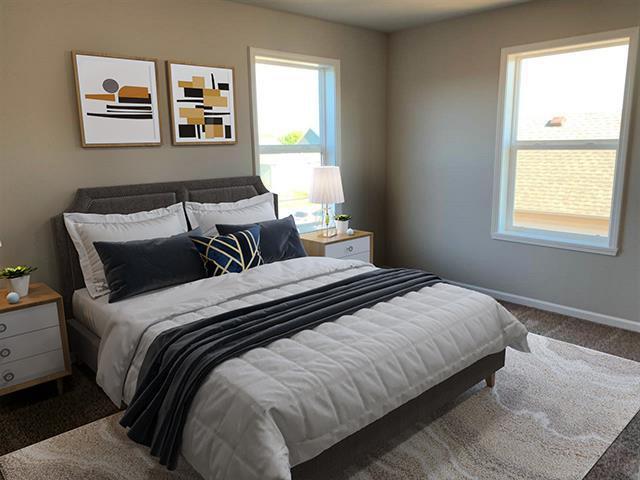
[1,302,639,479]
[0,364,119,456]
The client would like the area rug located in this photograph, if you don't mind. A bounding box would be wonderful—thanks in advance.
[1,334,639,480]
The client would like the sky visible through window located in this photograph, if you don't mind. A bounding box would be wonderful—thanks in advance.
[517,44,628,140]
[256,63,320,145]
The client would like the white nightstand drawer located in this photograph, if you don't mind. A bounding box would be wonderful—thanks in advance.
[0,303,59,339]
[325,236,370,259]
[0,326,62,365]
[0,349,65,388]
[341,251,371,263]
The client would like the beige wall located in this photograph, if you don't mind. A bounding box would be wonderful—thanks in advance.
[387,0,640,322]
[3,0,638,324]
[0,0,388,289]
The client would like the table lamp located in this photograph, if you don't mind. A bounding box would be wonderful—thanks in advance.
[310,166,344,238]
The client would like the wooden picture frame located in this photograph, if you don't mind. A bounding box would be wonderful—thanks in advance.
[166,60,238,145]
[72,51,162,147]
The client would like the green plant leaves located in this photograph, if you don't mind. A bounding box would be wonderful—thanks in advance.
[0,265,37,279]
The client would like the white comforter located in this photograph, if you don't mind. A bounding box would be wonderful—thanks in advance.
[95,257,529,480]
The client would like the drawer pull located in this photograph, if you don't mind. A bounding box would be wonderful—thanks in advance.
[0,324,6,333]
[0,348,10,358]
[3,371,14,382]
[346,246,354,253]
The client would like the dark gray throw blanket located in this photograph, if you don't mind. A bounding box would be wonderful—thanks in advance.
[120,268,441,469]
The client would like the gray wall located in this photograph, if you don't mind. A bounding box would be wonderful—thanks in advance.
[0,0,388,289]
[386,0,640,322]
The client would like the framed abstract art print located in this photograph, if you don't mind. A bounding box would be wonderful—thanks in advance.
[72,52,162,147]
[166,61,237,145]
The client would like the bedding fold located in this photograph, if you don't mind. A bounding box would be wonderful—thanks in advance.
[121,268,441,469]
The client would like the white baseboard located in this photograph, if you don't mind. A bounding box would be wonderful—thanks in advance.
[447,280,640,334]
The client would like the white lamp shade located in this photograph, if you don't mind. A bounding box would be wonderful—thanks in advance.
[310,166,344,204]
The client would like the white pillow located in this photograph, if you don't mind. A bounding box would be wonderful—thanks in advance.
[64,203,188,298]
[185,193,276,236]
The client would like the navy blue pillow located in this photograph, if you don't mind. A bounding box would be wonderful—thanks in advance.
[216,215,307,264]
[94,229,206,303]
[191,226,263,277]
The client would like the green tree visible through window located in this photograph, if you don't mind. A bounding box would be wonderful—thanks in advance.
[278,130,304,145]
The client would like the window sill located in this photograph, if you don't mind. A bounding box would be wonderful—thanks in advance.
[491,231,618,256]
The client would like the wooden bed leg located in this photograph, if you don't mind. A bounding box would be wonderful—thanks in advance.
[56,378,64,396]
[485,373,496,388]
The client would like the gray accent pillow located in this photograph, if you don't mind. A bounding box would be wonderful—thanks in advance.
[216,215,307,264]
[94,229,205,303]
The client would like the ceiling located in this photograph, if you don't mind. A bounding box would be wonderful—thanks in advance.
[232,0,531,32]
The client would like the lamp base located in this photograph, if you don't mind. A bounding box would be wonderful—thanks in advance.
[317,203,338,238]
[319,229,337,238]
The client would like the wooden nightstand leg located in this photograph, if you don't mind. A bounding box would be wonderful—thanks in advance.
[485,373,496,388]
[56,378,64,395]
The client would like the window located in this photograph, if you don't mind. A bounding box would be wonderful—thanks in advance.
[250,49,340,232]
[492,29,638,255]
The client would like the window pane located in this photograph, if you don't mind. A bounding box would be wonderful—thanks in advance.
[516,45,628,141]
[255,63,321,146]
[259,152,326,232]
[513,149,616,236]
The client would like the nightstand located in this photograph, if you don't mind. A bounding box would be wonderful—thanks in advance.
[0,283,72,396]
[301,230,374,263]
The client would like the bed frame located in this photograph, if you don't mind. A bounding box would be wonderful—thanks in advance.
[292,350,503,479]
[51,176,277,371]
[51,175,503,476]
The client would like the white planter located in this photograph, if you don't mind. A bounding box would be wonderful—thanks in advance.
[335,220,349,234]
[9,275,30,298]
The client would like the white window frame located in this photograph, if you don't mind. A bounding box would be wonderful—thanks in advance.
[491,28,638,256]
[248,47,341,176]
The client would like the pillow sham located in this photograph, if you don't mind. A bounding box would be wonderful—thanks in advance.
[191,227,263,277]
[94,229,206,303]
[185,193,276,236]
[64,203,188,298]
[216,215,307,264]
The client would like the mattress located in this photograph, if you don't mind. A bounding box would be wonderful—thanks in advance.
[72,281,194,338]
[94,257,529,480]
[72,288,110,338]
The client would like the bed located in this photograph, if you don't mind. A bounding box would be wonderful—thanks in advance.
[52,176,529,480]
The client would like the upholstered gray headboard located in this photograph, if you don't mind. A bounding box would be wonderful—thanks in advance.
[51,176,277,317]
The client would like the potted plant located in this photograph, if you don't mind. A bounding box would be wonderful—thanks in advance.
[0,265,37,298]
[334,214,351,234]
